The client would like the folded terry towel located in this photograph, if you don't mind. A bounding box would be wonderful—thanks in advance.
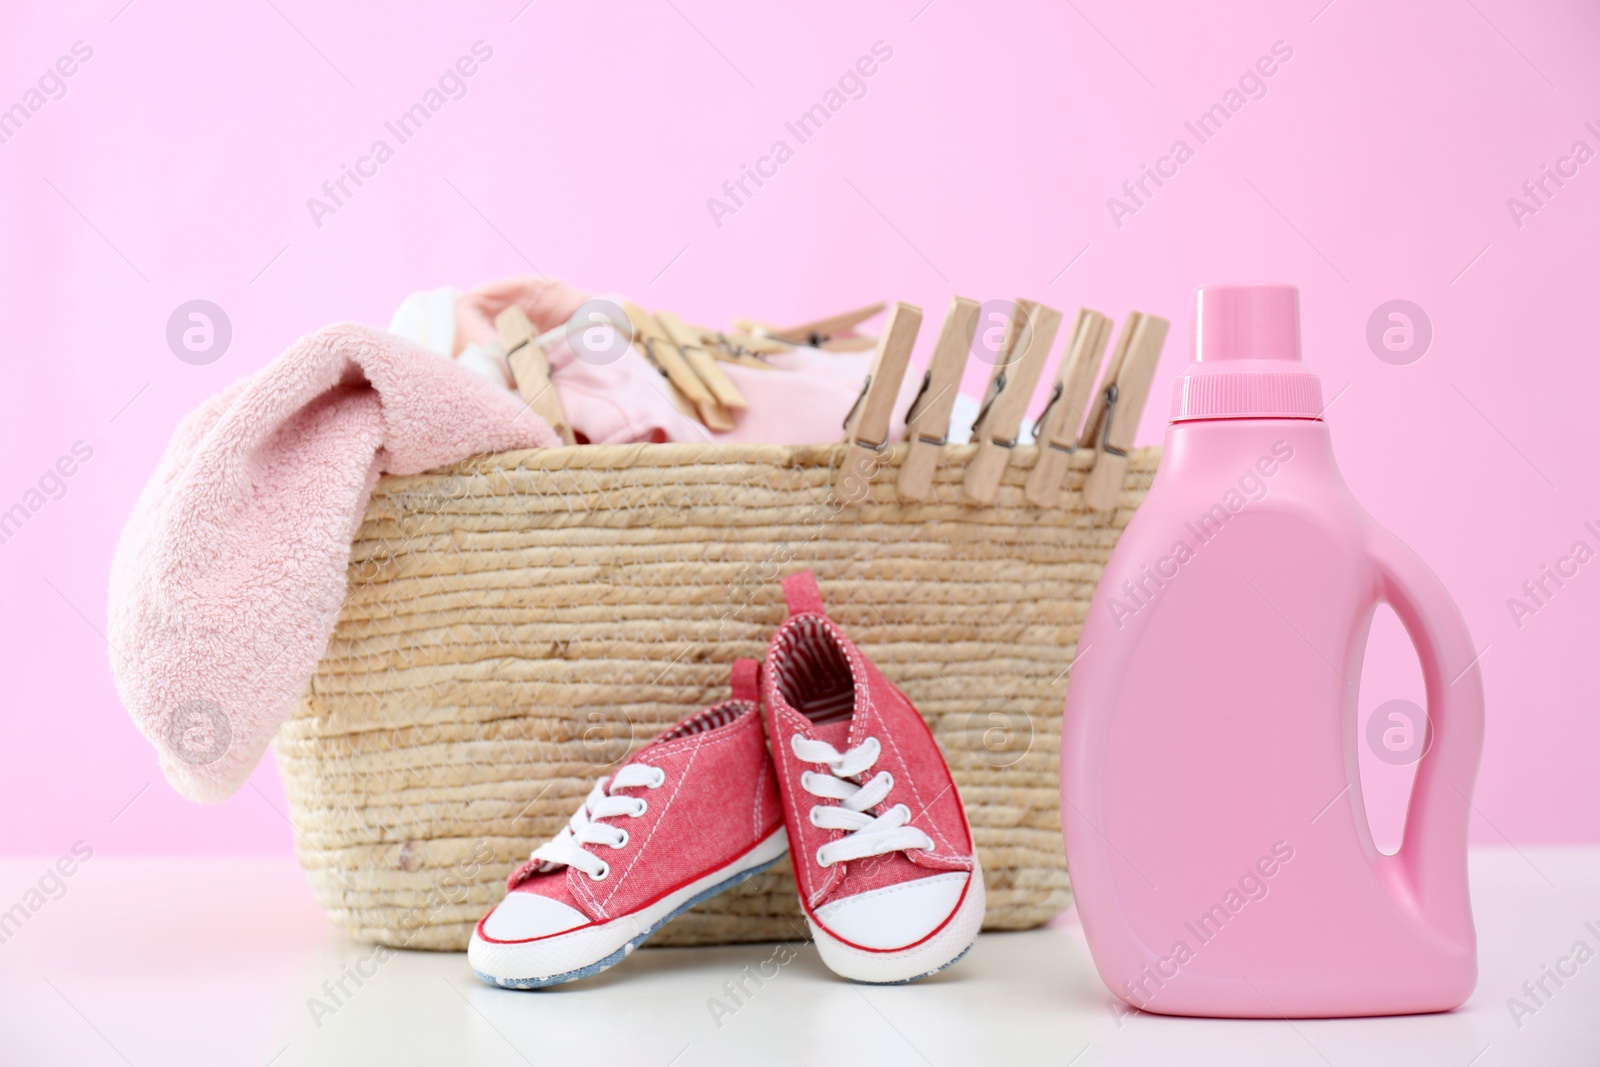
[108,323,557,802]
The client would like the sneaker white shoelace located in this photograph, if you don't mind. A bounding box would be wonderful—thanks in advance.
[528,763,665,881]
[791,734,935,868]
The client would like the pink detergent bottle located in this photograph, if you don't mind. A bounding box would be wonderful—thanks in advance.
[1061,283,1485,1018]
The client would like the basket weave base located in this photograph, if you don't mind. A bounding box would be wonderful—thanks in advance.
[275,441,1158,949]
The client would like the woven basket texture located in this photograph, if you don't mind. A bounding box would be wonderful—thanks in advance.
[275,440,1159,949]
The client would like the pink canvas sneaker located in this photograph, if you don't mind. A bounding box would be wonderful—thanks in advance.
[762,571,984,983]
[469,661,787,988]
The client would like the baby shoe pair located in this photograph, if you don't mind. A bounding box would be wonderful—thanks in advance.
[469,571,984,988]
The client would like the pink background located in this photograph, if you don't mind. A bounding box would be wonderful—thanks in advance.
[3,0,1596,857]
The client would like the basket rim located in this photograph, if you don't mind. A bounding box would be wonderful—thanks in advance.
[429,440,1161,478]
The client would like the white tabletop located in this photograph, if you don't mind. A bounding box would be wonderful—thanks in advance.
[1,848,1595,1066]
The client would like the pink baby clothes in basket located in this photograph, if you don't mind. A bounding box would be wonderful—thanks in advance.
[395,277,919,446]
[108,324,557,802]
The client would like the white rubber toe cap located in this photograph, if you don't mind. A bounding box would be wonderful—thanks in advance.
[814,872,970,950]
[479,892,590,942]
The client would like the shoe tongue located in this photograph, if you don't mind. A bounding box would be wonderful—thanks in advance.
[807,718,852,752]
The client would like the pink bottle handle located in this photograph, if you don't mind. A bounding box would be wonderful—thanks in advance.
[1364,525,1484,939]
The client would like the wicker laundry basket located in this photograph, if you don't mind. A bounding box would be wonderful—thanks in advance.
[274,439,1159,950]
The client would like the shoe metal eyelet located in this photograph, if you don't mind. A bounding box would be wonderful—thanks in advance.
[590,861,611,881]
[648,768,666,789]
[631,798,649,818]
[610,829,630,850]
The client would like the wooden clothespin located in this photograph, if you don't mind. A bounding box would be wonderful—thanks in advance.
[1024,308,1113,507]
[655,311,748,411]
[812,335,878,353]
[1081,312,1171,511]
[621,302,731,430]
[702,328,792,355]
[962,299,1064,504]
[896,297,978,503]
[696,327,791,368]
[495,305,576,445]
[741,301,886,350]
[837,301,922,498]
[706,346,777,370]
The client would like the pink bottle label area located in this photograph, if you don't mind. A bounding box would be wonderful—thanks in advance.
[1103,440,1296,631]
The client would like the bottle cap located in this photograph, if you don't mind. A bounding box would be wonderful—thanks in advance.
[1171,283,1323,421]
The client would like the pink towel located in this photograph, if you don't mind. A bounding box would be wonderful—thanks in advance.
[108,324,557,802]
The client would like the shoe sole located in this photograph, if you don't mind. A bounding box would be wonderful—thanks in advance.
[470,829,788,990]
[808,858,987,985]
